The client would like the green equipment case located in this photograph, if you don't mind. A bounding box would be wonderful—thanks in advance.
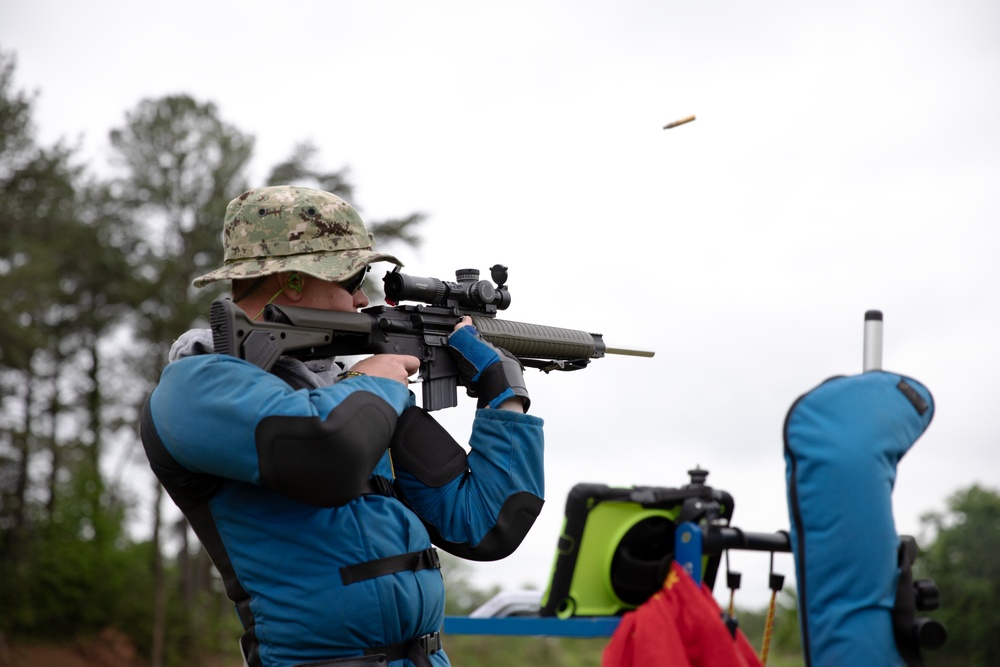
[539,469,734,618]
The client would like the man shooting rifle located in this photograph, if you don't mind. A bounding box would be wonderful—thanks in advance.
[139,185,544,667]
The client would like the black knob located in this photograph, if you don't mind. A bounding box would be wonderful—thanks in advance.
[472,280,496,305]
[688,468,709,486]
[914,579,941,611]
[914,618,947,650]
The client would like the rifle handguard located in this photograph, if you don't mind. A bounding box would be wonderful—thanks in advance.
[470,316,605,361]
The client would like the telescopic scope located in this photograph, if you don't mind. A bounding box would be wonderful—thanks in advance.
[383,267,511,312]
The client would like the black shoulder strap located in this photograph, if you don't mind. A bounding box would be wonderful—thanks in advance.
[339,548,440,585]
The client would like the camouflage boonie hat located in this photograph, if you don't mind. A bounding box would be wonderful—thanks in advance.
[193,185,402,288]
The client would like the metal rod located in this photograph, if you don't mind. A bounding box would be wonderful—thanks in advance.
[863,310,883,372]
[703,527,792,554]
[604,346,656,358]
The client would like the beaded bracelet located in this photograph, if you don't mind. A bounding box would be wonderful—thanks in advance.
[337,370,366,380]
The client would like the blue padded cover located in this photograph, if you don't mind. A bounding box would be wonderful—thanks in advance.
[784,371,933,667]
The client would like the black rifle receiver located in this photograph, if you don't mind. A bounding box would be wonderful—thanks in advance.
[210,265,654,411]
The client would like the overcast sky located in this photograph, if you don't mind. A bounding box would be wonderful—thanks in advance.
[4,0,999,612]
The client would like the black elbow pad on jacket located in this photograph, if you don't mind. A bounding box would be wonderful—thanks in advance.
[389,406,469,487]
[391,406,543,561]
[255,391,397,507]
[424,491,544,562]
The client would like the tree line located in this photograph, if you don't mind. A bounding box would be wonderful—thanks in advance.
[0,45,997,666]
[0,46,423,666]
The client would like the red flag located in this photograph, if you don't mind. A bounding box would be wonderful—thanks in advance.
[602,562,763,667]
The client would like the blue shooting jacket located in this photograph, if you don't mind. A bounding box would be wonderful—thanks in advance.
[141,330,545,667]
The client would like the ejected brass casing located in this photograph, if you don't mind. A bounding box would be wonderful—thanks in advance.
[663,115,696,129]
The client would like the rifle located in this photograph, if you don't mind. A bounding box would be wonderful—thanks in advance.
[209,264,654,411]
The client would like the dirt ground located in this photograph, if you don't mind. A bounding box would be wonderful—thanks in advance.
[0,629,143,667]
[0,629,242,667]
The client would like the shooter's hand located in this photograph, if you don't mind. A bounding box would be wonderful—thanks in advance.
[349,354,419,386]
[448,317,529,412]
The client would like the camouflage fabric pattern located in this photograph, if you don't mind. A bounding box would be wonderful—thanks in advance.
[193,185,402,288]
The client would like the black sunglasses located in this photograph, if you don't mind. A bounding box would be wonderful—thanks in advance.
[340,265,370,294]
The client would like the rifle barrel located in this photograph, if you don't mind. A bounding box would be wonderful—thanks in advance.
[472,316,655,361]
[605,346,656,358]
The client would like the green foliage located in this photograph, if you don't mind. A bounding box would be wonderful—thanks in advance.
[734,588,804,667]
[108,94,254,360]
[264,140,354,198]
[917,484,1000,666]
[0,53,83,371]
[1,47,138,641]
[2,520,141,635]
